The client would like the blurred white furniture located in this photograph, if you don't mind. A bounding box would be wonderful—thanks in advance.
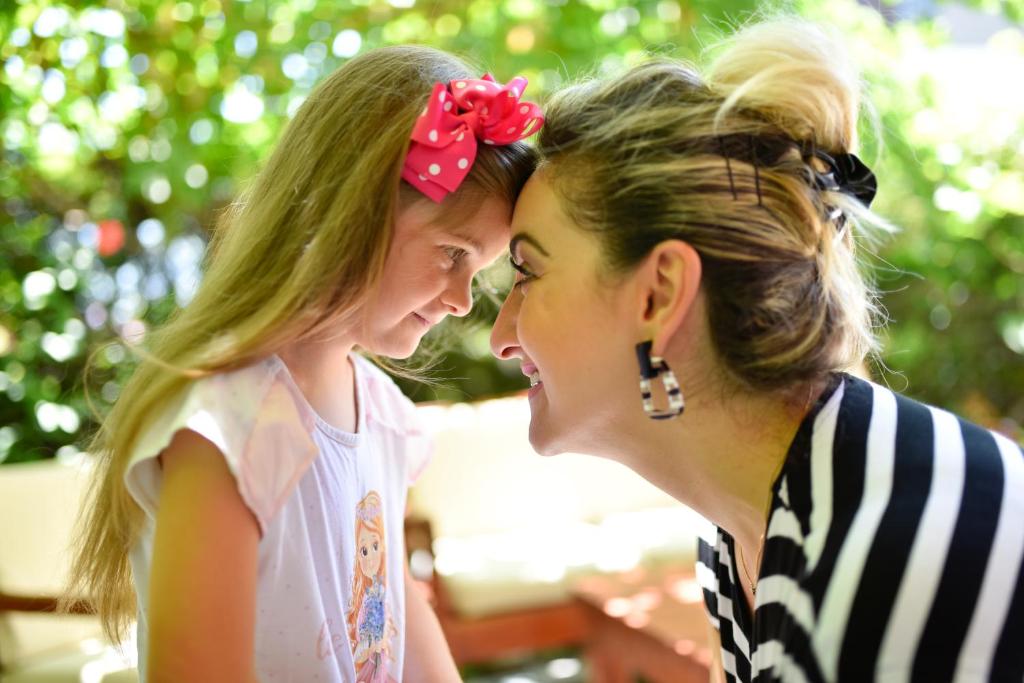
[409,394,710,666]
[0,458,137,683]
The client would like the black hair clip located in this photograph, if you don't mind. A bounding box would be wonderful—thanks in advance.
[712,134,877,217]
[749,135,764,207]
[717,136,738,200]
[804,147,878,209]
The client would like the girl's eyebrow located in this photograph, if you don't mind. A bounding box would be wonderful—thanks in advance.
[444,228,484,254]
[509,233,550,260]
[455,236,484,254]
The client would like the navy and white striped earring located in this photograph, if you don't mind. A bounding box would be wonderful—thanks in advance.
[635,340,685,420]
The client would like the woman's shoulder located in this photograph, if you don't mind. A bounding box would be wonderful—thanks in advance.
[814,373,1022,583]
[799,373,1021,562]
[808,376,1023,680]
[836,373,1021,484]
[788,377,1023,679]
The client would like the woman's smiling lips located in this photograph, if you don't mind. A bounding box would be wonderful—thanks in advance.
[522,361,544,398]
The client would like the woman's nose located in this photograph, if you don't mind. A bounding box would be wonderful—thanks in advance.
[490,292,521,360]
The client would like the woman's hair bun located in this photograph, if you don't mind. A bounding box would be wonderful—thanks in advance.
[707,19,862,153]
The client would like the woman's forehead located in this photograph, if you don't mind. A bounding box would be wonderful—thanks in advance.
[511,173,594,255]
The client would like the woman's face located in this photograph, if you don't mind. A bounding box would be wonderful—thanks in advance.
[361,191,512,359]
[490,172,641,456]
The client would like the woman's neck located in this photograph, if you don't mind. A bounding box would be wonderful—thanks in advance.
[599,377,820,561]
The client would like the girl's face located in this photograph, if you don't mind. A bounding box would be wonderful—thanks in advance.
[358,527,382,578]
[361,193,512,359]
[490,172,641,456]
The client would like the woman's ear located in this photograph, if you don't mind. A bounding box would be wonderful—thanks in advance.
[635,240,702,356]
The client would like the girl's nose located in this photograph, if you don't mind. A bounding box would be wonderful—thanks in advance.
[441,277,473,317]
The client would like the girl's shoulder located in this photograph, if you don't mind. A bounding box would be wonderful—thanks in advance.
[351,355,434,485]
[139,355,318,453]
[352,355,425,438]
[126,356,319,533]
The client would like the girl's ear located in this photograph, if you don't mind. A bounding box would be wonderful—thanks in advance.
[634,240,702,356]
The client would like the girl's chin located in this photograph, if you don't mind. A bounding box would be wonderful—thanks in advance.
[363,327,425,360]
[383,344,417,360]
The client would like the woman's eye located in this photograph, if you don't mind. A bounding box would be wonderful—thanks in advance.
[373,542,379,551]
[510,256,536,292]
[361,546,367,556]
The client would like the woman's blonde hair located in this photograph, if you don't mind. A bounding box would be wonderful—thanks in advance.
[539,19,891,392]
[64,46,535,641]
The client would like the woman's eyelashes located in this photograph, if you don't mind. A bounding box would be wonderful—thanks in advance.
[509,255,536,291]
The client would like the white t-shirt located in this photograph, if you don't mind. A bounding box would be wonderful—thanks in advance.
[124,354,432,682]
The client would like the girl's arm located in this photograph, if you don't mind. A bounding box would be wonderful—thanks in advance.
[147,428,261,683]
[402,562,461,682]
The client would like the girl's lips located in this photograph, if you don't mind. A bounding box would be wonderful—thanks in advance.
[412,313,431,328]
[527,381,544,399]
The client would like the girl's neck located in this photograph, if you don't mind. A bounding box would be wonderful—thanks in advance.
[279,338,360,433]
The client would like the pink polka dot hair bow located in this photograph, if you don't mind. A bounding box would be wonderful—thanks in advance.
[402,74,544,203]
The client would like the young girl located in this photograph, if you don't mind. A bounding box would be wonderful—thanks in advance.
[65,46,541,681]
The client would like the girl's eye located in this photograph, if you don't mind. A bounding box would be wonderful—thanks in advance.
[443,246,467,267]
[373,542,379,551]
[361,546,368,556]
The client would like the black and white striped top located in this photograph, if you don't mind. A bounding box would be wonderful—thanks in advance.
[696,373,1024,682]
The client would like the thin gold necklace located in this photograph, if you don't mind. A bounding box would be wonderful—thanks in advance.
[737,537,763,598]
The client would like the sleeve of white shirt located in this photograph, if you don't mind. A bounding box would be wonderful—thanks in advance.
[123,359,319,534]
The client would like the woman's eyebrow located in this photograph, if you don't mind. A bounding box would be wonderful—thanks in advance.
[509,233,550,259]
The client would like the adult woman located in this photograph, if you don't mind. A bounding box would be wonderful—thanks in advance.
[490,19,1022,683]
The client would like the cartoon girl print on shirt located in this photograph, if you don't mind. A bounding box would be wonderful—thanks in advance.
[347,491,398,683]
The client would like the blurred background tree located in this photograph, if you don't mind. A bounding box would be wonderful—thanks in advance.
[1,0,1022,464]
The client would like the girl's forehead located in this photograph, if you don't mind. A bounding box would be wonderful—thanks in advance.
[399,193,509,242]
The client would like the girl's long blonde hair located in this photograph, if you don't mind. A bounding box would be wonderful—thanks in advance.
[63,46,535,642]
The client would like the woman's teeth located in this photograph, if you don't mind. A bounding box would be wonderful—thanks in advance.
[529,371,542,387]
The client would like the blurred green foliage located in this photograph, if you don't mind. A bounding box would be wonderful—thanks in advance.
[1,0,1022,464]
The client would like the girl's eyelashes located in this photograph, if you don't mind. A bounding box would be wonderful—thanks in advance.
[443,245,467,267]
